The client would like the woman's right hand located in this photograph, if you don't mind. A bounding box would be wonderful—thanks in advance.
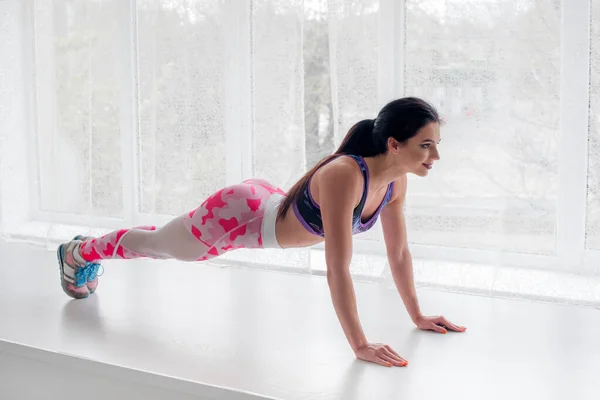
[354,342,408,367]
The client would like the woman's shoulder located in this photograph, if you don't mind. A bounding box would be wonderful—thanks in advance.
[314,155,363,185]
[311,155,364,203]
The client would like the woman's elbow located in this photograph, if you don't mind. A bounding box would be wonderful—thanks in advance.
[325,262,351,287]
[388,246,410,266]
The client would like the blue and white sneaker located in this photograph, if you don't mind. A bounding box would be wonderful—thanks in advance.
[72,235,102,294]
[55,237,102,299]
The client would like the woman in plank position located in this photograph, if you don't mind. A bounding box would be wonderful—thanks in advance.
[57,96,466,367]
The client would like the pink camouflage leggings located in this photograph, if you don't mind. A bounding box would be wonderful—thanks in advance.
[78,179,286,263]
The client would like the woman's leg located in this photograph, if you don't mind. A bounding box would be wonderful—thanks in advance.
[78,216,209,263]
[181,178,285,260]
[57,178,286,299]
[57,217,210,299]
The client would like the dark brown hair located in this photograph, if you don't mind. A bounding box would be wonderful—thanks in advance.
[276,97,440,221]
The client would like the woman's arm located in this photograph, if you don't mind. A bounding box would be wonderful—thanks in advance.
[317,160,367,351]
[379,176,423,323]
[380,177,466,334]
[317,160,408,367]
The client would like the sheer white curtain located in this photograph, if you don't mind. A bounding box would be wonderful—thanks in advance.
[1,0,33,238]
[404,1,561,256]
[589,0,600,252]
[1,0,599,303]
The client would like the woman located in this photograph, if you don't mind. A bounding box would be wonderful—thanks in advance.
[57,97,466,368]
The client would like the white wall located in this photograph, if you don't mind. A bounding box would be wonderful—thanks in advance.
[0,351,201,400]
[0,344,272,400]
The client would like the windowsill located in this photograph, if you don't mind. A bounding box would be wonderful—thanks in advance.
[1,240,600,399]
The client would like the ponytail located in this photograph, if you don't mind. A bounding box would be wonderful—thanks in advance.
[335,119,383,156]
[276,119,382,222]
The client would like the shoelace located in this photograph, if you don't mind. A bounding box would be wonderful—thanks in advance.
[74,262,103,286]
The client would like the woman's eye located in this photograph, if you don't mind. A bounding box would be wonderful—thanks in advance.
[421,144,430,149]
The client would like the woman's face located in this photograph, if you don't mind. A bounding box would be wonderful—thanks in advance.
[392,122,441,177]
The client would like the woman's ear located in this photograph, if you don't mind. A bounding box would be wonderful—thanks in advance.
[388,137,401,153]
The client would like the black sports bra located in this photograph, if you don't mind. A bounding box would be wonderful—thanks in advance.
[292,154,394,237]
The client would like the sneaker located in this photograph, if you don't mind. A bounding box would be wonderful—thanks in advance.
[72,235,102,294]
[56,239,101,299]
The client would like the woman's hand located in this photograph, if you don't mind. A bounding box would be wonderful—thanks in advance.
[414,315,466,334]
[354,342,408,367]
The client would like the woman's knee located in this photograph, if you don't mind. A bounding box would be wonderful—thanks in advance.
[152,218,209,261]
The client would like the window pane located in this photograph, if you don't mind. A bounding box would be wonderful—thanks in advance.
[404,0,560,255]
[329,0,380,142]
[137,0,227,215]
[36,0,123,217]
[252,0,306,189]
[588,0,600,250]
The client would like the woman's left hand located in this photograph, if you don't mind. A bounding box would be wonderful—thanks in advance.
[414,315,466,334]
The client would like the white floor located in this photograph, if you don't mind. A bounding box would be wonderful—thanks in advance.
[0,240,599,400]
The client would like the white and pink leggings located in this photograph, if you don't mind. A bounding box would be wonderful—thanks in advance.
[78,179,286,264]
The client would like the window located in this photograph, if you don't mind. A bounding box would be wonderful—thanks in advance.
[252,0,306,189]
[404,0,561,255]
[137,0,228,215]
[34,0,124,217]
[4,0,597,280]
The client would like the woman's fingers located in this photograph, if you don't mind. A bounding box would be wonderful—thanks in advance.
[380,352,405,366]
[356,343,409,367]
[430,322,448,334]
[375,356,394,367]
[376,354,408,367]
[384,345,404,360]
[382,347,407,365]
[440,317,466,332]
